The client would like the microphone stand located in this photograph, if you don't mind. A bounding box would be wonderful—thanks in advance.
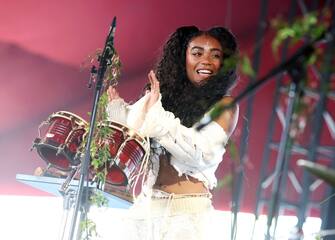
[67,17,117,240]
[264,56,306,240]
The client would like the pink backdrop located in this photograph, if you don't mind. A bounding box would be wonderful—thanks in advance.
[1,0,332,214]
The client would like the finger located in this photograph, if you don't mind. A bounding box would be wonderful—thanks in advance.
[151,71,160,93]
[150,72,156,91]
[155,77,160,93]
[107,86,120,101]
[150,70,158,82]
[148,72,155,94]
[149,70,159,93]
[107,86,113,101]
[148,71,154,87]
[107,86,112,94]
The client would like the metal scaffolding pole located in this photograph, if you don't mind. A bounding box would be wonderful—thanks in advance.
[296,3,335,236]
[230,0,268,239]
[321,152,335,240]
[252,1,335,239]
[252,0,297,236]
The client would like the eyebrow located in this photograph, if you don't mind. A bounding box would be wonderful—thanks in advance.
[191,46,223,52]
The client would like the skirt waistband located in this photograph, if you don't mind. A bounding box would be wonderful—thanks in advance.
[150,189,212,200]
[129,189,213,218]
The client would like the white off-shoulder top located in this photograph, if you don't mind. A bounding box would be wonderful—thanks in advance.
[106,94,229,190]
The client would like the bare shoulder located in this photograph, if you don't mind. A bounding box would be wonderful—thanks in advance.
[214,96,239,137]
[220,95,235,104]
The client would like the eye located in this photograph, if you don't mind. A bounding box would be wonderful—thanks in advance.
[212,52,222,59]
[192,51,202,57]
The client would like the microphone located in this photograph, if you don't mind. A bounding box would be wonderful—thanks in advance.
[95,17,117,89]
[101,17,117,61]
[106,16,117,49]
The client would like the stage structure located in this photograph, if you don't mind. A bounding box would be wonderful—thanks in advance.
[254,1,335,240]
[230,0,335,240]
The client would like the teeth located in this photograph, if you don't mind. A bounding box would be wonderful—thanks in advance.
[197,69,212,74]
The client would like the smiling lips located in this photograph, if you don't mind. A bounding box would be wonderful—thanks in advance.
[194,69,215,86]
[196,69,214,76]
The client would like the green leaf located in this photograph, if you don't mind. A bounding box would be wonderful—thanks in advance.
[278,28,296,39]
[90,191,109,208]
[80,219,98,239]
[305,13,317,25]
[306,54,317,65]
[209,103,224,120]
[228,140,239,164]
[270,10,328,57]
[91,158,101,169]
[240,55,256,78]
[216,174,233,189]
[222,54,238,73]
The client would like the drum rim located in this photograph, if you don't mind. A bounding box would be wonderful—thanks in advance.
[97,120,149,147]
[34,142,74,171]
[50,111,88,125]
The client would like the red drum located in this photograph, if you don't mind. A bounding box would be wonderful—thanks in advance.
[96,121,149,186]
[33,111,87,171]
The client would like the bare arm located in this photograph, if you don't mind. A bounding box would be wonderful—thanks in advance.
[214,96,239,138]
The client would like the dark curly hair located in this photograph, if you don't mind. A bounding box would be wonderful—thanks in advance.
[149,26,238,127]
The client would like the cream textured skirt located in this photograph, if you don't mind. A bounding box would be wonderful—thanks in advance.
[119,189,222,240]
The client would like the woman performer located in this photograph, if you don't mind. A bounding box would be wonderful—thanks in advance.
[106,25,239,239]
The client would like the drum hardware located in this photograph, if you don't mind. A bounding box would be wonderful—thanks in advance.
[58,185,94,240]
[42,163,52,175]
[111,136,131,166]
[56,144,66,156]
[121,126,129,139]
[37,119,49,138]
[30,137,41,151]
[106,136,116,148]
[73,150,83,165]
[59,166,81,195]
[32,163,54,177]
[69,115,76,129]
[126,128,136,138]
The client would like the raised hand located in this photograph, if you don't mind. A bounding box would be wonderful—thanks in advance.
[107,85,121,102]
[144,70,160,112]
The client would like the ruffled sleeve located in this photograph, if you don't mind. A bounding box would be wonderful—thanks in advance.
[136,94,229,169]
[106,98,129,124]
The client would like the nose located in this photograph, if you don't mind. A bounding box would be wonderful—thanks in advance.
[199,55,212,66]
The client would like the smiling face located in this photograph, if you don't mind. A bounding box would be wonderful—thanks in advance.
[185,34,223,86]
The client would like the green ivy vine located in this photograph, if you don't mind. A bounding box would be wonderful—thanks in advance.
[79,48,121,239]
